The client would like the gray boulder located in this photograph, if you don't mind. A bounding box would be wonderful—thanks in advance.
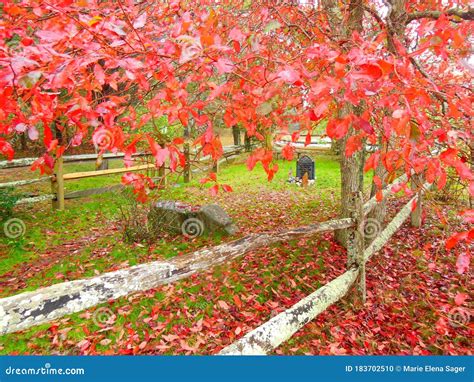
[197,204,238,235]
[148,201,237,238]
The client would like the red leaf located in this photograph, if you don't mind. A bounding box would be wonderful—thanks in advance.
[364,152,380,172]
[282,144,294,160]
[373,175,382,187]
[214,58,234,74]
[437,170,447,190]
[229,27,246,43]
[459,210,474,224]
[351,63,383,81]
[278,68,300,84]
[233,295,242,308]
[445,231,468,250]
[133,12,147,29]
[0,139,14,160]
[456,252,470,274]
[345,134,363,157]
[217,300,229,310]
[308,109,322,122]
[224,109,236,127]
[222,184,233,192]
[147,135,169,167]
[326,117,350,140]
[453,161,473,181]
[209,184,219,197]
[178,110,189,127]
[93,64,105,85]
[354,116,374,134]
[454,292,468,306]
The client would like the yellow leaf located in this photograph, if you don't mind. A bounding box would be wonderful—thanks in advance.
[88,15,102,27]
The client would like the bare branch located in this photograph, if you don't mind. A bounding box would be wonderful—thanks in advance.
[406,8,474,23]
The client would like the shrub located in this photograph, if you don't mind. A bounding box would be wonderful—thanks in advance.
[0,187,21,222]
[116,188,152,243]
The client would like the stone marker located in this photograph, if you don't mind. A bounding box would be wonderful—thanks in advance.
[198,204,238,235]
[148,201,237,238]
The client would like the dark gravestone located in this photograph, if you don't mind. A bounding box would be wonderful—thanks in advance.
[296,155,315,180]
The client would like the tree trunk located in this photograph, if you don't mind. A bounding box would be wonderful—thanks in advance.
[369,0,407,227]
[20,134,27,152]
[336,129,364,246]
[244,134,252,152]
[183,143,191,182]
[470,138,473,208]
[368,147,388,230]
[410,173,423,227]
[335,0,364,247]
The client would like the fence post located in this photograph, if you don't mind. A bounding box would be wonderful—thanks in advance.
[183,143,191,183]
[212,160,219,173]
[411,174,423,227]
[232,126,241,146]
[158,164,167,188]
[51,157,65,210]
[347,191,365,303]
[244,134,251,152]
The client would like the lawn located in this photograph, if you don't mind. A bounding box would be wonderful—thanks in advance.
[0,153,355,295]
[0,153,470,355]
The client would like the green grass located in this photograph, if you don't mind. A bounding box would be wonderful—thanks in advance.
[0,152,366,352]
[1,151,468,356]
[0,233,332,355]
[0,153,369,286]
[208,154,345,191]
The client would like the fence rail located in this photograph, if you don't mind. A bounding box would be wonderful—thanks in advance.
[0,176,52,189]
[0,152,148,170]
[0,147,432,354]
[219,179,431,355]
[62,163,155,180]
[0,145,249,209]
[0,174,429,340]
[0,218,353,334]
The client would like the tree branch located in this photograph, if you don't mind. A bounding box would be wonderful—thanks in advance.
[406,8,474,23]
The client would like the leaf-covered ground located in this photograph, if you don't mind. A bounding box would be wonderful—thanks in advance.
[0,155,471,355]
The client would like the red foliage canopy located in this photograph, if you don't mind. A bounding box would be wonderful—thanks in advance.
[0,0,472,201]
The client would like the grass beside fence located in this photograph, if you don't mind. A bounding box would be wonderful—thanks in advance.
[0,154,372,293]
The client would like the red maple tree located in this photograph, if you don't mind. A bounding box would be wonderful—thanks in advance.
[0,0,472,262]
